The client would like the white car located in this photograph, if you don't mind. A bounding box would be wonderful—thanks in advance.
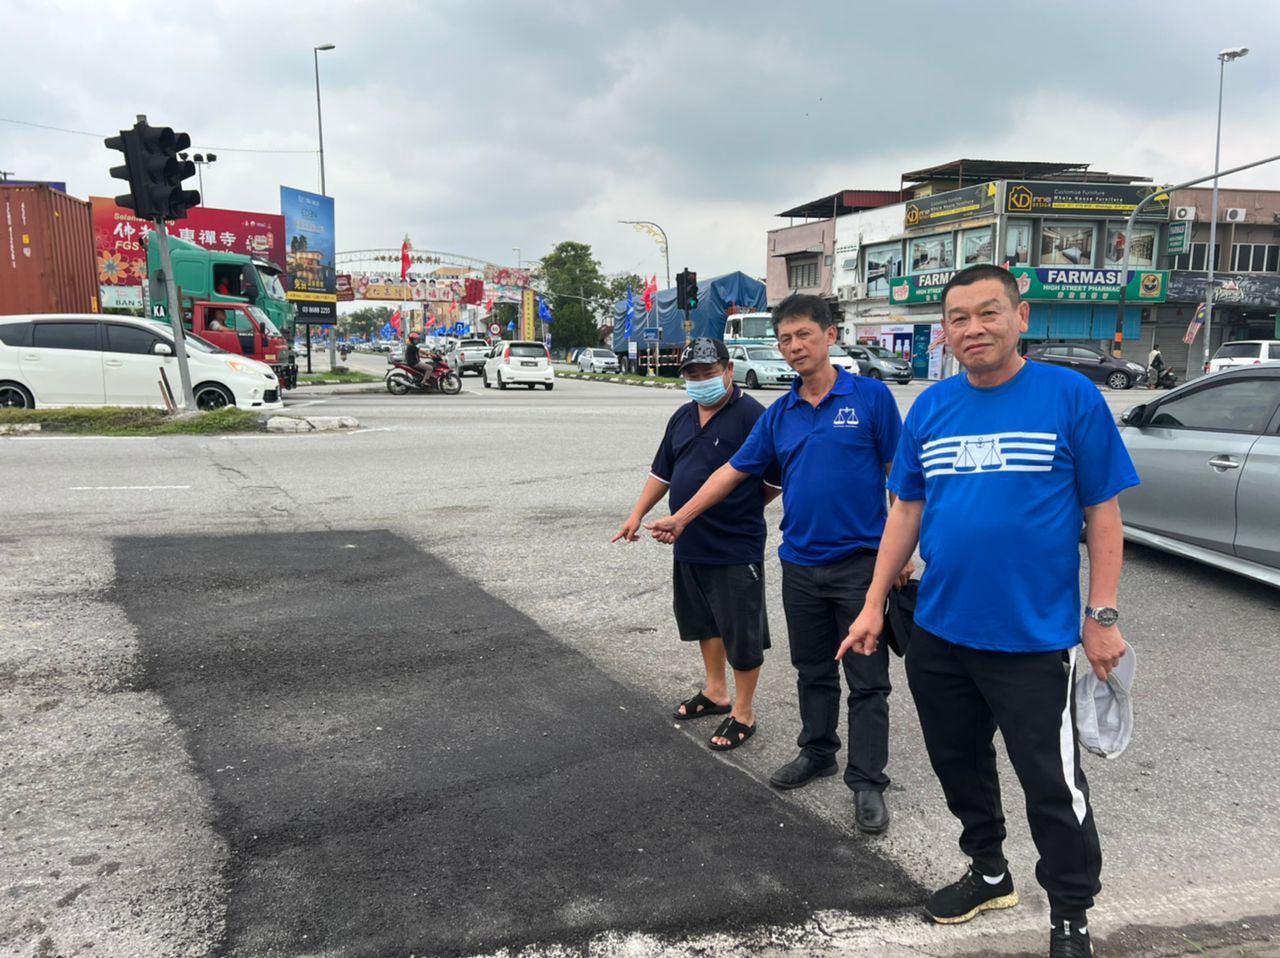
[0,314,283,411]
[577,348,621,374]
[1206,340,1280,375]
[447,338,491,377]
[483,340,555,390]
[828,345,862,376]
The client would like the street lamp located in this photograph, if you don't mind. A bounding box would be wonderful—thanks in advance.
[179,152,217,203]
[618,220,671,289]
[1201,45,1249,375]
[313,44,336,195]
[512,247,521,271]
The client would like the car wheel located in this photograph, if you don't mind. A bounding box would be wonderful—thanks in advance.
[868,368,882,380]
[497,372,508,390]
[745,370,759,390]
[194,383,233,410]
[0,382,34,408]
[526,383,536,389]
[544,382,554,390]
[483,371,491,389]
[1107,371,1132,390]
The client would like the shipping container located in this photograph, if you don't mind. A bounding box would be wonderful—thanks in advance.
[0,185,98,315]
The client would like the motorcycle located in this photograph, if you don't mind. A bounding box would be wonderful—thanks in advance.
[385,354,462,395]
[1147,364,1177,390]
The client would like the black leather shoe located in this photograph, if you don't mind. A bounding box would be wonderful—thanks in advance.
[855,789,890,834]
[769,754,838,790]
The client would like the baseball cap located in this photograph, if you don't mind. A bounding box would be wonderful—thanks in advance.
[678,337,730,371]
[1074,645,1136,759]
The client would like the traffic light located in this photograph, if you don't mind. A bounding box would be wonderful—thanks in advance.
[105,117,201,221]
[686,270,698,310]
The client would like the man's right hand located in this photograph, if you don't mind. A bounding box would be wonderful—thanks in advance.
[611,517,643,543]
[644,514,686,545]
[836,603,884,660]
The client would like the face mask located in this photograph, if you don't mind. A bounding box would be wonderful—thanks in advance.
[685,375,728,406]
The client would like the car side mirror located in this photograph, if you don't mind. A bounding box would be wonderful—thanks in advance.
[1119,403,1147,426]
[1098,355,1107,363]
[153,342,173,356]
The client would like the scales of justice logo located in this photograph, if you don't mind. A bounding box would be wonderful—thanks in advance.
[832,406,859,427]
[922,431,1058,476]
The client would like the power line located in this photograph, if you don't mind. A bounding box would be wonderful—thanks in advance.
[0,117,318,155]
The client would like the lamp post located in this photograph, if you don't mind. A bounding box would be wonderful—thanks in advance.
[179,152,217,203]
[1201,45,1249,375]
[618,220,671,289]
[313,43,336,368]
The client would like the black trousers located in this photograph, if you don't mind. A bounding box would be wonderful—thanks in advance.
[780,552,889,792]
[905,626,1102,919]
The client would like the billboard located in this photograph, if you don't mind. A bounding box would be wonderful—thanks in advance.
[91,196,152,289]
[888,267,1168,305]
[904,183,996,231]
[280,185,337,323]
[1003,181,1169,218]
[171,207,286,273]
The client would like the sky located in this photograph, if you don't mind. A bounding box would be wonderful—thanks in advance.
[3,0,1280,286]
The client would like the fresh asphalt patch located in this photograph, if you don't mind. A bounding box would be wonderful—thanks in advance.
[112,530,922,957]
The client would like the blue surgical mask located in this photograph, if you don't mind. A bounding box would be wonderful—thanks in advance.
[685,375,728,406]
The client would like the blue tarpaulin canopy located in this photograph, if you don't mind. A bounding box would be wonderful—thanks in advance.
[612,271,767,353]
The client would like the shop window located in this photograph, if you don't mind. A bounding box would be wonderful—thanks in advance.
[863,242,903,297]
[1105,225,1158,267]
[908,234,954,273]
[961,227,993,266]
[1004,221,1033,266]
[788,259,819,289]
[1040,222,1095,266]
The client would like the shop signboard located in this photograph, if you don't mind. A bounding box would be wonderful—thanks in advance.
[889,267,1169,305]
[1003,181,1169,218]
[280,185,337,323]
[1166,220,1191,255]
[904,183,996,231]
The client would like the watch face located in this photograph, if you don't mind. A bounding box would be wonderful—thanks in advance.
[1093,607,1120,627]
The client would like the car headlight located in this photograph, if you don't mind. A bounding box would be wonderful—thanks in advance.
[225,360,256,374]
[1127,362,1144,372]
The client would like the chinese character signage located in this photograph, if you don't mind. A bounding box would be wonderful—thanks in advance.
[1003,182,1169,218]
[91,196,152,290]
[904,183,996,231]
[280,185,337,323]
[521,288,537,341]
[888,267,1168,305]
[176,207,286,273]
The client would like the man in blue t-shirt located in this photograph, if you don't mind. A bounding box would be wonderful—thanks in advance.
[647,295,911,835]
[614,338,781,751]
[838,265,1139,958]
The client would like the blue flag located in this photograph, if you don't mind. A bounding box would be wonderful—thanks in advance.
[625,285,634,337]
[506,320,515,332]
[538,296,553,324]
[380,322,394,339]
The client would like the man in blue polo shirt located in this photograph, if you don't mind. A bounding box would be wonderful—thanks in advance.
[647,295,910,834]
[614,338,781,750]
[838,264,1138,958]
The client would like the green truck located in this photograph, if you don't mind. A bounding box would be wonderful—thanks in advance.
[146,234,298,388]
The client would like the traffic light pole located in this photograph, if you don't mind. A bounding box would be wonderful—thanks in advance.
[152,224,197,411]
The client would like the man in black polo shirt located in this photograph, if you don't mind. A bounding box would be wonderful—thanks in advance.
[614,338,781,750]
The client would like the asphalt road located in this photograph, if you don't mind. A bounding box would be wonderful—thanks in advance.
[2,373,1277,957]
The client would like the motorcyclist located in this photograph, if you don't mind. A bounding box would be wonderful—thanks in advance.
[404,332,430,382]
[1147,344,1165,389]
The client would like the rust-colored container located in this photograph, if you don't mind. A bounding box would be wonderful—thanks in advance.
[0,185,98,315]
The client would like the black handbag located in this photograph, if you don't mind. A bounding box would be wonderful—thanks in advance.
[882,579,919,657]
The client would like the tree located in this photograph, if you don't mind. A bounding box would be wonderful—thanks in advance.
[534,241,611,350]
[341,305,394,339]
[601,272,646,324]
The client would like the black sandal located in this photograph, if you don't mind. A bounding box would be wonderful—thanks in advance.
[672,691,731,721]
[709,715,756,751]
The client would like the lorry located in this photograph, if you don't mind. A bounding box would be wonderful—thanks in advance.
[0,185,98,316]
[611,271,767,375]
[146,233,299,388]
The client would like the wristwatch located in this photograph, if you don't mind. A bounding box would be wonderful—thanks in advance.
[1084,606,1120,627]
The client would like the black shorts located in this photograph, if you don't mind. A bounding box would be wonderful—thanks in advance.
[672,559,771,672]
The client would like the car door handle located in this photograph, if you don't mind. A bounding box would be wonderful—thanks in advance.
[1208,456,1241,471]
[105,359,124,367]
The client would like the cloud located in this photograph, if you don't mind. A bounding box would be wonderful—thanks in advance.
[2,0,1279,285]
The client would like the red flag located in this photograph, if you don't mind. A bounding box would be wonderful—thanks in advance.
[400,237,411,282]
[642,274,657,312]
[425,314,436,329]
[390,309,402,335]
[483,296,494,315]
[463,277,484,305]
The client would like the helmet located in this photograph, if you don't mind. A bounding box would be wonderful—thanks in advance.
[408,331,420,342]
[678,337,729,371]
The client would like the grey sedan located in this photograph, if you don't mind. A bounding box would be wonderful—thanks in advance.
[1117,365,1280,588]
[727,343,795,389]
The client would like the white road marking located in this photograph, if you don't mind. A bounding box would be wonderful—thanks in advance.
[285,399,328,409]
[68,485,192,491]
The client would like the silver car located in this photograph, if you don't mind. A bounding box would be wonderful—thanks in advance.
[1117,365,1280,588]
[842,343,913,383]
[727,343,795,389]
[577,347,621,374]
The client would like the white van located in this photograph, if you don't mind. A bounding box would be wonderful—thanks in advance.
[1206,340,1280,374]
[0,314,283,411]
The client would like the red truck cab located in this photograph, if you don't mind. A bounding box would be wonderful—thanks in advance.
[183,300,298,389]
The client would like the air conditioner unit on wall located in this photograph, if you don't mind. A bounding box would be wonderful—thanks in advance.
[1173,206,1197,221]
[838,285,855,302]
[1224,208,1247,223]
